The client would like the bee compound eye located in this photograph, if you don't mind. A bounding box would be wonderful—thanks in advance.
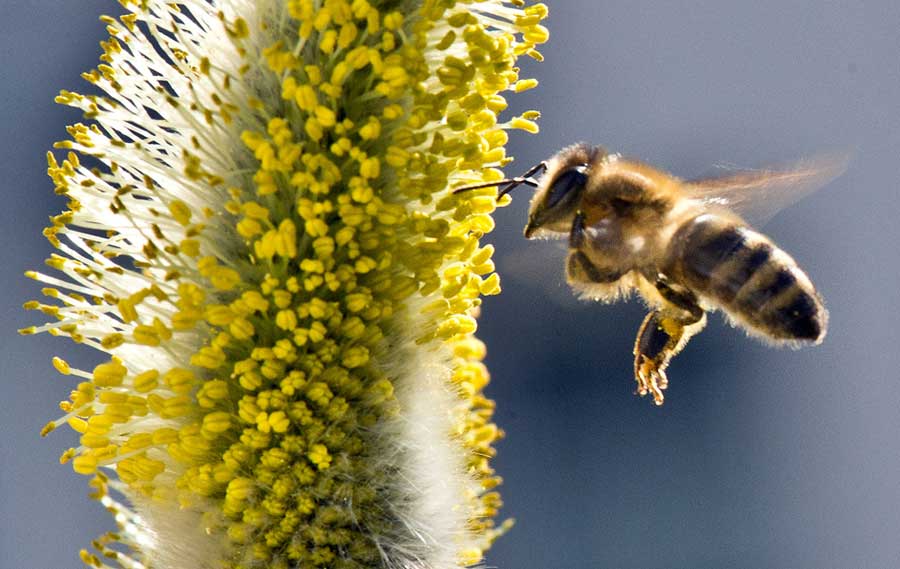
[546,167,588,209]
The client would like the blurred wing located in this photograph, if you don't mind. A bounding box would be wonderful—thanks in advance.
[497,241,583,309]
[684,152,850,226]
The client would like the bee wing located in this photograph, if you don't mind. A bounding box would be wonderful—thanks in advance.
[498,241,583,308]
[683,152,850,226]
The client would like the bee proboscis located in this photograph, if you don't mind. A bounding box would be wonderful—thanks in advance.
[454,143,847,405]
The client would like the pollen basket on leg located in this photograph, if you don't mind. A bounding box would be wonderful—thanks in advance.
[28,2,547,568]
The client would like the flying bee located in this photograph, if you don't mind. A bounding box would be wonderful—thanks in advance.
[454,143,847,405]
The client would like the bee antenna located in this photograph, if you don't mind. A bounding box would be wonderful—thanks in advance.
[452,161,548,196]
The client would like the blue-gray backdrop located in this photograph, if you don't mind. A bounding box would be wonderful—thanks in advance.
[3,2,899,568]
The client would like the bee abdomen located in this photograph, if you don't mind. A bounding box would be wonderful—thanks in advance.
[668,214,826,343]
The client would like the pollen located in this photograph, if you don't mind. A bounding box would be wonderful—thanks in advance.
[29,1,547,568]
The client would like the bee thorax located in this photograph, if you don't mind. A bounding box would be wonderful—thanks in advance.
[626,235,646,253]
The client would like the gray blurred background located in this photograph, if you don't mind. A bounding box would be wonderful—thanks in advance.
[3,2,899,568]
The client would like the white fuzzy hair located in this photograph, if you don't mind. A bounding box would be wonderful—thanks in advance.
[363,298,482,569]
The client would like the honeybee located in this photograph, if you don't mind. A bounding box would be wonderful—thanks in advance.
[455,143,846,405]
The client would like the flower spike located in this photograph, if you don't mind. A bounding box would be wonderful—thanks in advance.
[27,2,549,568]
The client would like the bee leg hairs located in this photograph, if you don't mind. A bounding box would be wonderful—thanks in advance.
[633,279,706,405]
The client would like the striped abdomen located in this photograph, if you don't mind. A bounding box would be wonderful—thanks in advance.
[666,213,827,343]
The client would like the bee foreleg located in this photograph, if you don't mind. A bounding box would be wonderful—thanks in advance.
[632,286,706,405]
[569,210,587,249]
[566,250,623,284]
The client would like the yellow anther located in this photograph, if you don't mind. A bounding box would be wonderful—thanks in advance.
[163,368,196,394]
[59,448,76,464]
[360,157,380,179]
[293,84,318,112]
[67,417,88,434]
[72,455,99,475]
[205,304,235,326]
[315,105,336,127]
[52,356,71,375]
[40,421,57,437]
[120,433,153,454]
[226,477,254,502]
[241,291,270,312]
[242,201,270,220]
[202,411,232,435]
[168,200,192,226]
[319,29,337,54]
[358,117,382,140]
[268,411,290,433]
[133,324,161,346]
[191,345,226,369]
[479,273,502,296]
[179,238,201,257]
[152,428,178,445]
[276,219,297,258]
[514,78,539,92]
[510,116,540,134]
[275,309,298,331]
[341,345,370,368]
[210,266,240,290]
[92,359,127,387]
[230,317,255,340]
[338,23,358,48]
[80,434,111,449]
[307,443,331,470]
[237,217,263,238]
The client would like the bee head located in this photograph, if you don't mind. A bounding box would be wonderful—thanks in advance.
[524,143,606,238]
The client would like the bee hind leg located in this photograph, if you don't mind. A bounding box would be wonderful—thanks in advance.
[633,279,706,405]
